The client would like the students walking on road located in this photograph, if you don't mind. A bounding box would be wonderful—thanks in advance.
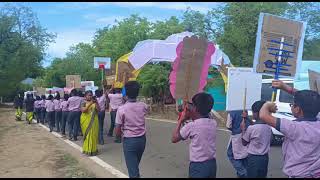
[226,110,250,178]
[108,84,124,143]
[60,94,69,136]
[45,95,55,132]
[115,81,148,178]
[13,94,23,121]
[241,101,271,178]
[54,92,62,132]
[80,90,100,156]
[171,92,217,178]
[24,94,35,124]
[34,96,42,123]
[39,95,46,124]
[95,89,107,145]
[67,89,82,141]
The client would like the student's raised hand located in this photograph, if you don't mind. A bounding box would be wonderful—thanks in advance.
[262,102,278,114]
[242,111,248,118]
[178,109,190,123]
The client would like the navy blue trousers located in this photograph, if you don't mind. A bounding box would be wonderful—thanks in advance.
[189,159,217,178]
[247,153,269,178]
[123,135,146,178]
[68,111,81,139]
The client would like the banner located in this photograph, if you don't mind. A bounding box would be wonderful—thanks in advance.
[226,67,262,111]
[253,13,306,78]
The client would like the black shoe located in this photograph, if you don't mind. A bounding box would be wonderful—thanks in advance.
[114,139,121,143]
[107,133,113,137]
[73,137,78,141]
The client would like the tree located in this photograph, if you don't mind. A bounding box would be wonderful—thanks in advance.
[92,14,151,62]
[149,16,184,40]
[0,4,55,97]
[137,63,171,103]
[43,43,101,88]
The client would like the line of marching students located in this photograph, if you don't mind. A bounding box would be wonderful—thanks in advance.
[13,80,320,178]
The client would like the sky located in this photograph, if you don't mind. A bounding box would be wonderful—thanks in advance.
[6,2,221,67]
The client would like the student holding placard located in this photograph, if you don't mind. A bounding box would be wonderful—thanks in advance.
[259,89,320,178]
[171,92,217,178]
[226,110,250,178]
[241,101,272,178]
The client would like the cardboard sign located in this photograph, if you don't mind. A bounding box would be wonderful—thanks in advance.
[226,67,262,111]
[94,57,111,69]
[174,36,213,102]
[116,61,136,84]
[308,69,320,93]
[81,81,94,87]
[106,75,115,86]
[253,13,306,78]
[66,75,81,88]
[35,87,46,96]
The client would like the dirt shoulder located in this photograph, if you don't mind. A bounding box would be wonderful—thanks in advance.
[0,107,116,178]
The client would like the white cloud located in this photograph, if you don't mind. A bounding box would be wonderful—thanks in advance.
[46,28,95,59]
[83,14,126,26]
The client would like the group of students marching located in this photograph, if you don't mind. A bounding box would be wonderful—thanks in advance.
[13,80,320,178]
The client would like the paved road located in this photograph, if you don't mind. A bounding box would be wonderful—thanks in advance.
[68,114,286,178]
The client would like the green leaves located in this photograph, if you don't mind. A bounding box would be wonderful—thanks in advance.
[0,4,55,98]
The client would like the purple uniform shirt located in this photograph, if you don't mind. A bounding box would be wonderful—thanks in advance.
[242,123,271,155]
[60,100,68,112]
[278,118,320,177]
[45,100,55,112]
[53,99,62,111]
[40,100,46,108]
[108,93,123,110]
[180,118,217,162]
[67,96,82,112]
[97,95,106,112]
[34,100,40,109]
[115,101,148,138]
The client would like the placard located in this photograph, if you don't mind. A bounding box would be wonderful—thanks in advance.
[94,57,111,69]
[226,67,262,111]
[253,13,306,78]
[308,69,320,94]
[66,75,81,88]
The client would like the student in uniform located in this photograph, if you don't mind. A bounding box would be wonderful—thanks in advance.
[226,110,250,178]
[171,92,217,178]
[45,95,55,132]
[241,101,271,178]
[54,92,62,132]
[60,94,69,136]
[108,84,124,143]
[40,95,46,124]
[13,94,23,121]
[24,94,35,124]
[95,89,107,145]
[115,81,148,178]
[259,88,320,178]
[34,96,41,123]
[67,89,82,141]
